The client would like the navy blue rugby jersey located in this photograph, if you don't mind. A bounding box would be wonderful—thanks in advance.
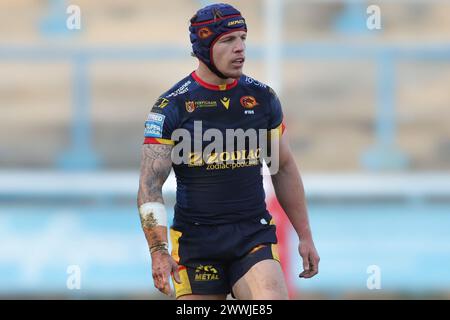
[143,71,285,224]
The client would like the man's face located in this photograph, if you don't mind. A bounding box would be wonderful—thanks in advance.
[211,30,246,79]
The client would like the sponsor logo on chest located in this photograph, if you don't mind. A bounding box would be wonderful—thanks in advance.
[185,100,217,112]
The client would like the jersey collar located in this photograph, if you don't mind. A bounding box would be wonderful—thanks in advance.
[191,71,238,91]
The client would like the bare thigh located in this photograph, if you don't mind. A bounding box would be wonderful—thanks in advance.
[232,259,289,300]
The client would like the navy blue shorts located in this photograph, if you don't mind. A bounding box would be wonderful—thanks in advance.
[169,211,280,298]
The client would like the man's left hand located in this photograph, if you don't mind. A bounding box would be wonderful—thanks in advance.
[298,240,320,279]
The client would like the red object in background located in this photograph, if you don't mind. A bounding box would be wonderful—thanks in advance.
[267,196,295,299]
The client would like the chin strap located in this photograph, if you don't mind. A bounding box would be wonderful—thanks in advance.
[202,58,228,79]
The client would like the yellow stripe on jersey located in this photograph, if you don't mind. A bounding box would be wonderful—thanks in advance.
[170,228,182,263]
[174,267,192,299]
[170,228,192,298]
[271,243,280,262]
[154,138,174,145]
[143,137,174,145]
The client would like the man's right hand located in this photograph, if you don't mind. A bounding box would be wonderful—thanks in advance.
[151,250,181,296]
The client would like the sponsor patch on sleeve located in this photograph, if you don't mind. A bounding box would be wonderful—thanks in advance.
[144,112,165,138]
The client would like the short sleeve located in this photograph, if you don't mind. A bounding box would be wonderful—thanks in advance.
[143,96,180,145]
[268,87,286,135]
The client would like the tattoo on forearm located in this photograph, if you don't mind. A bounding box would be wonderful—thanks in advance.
[138,144,173,205]
[139,213,158,229]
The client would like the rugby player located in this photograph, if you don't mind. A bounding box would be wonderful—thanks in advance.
[137,3,319,300]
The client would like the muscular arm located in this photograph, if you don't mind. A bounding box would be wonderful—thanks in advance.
[137,143,172,246]
[271,133,312,240]
[137,143,180,295]
[270,132,320,278]
[138,143,172,205]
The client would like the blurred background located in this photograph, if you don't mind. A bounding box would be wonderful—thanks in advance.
[0,0,449,299]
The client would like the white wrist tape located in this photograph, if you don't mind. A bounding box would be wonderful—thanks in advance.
[139,202,167,228]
